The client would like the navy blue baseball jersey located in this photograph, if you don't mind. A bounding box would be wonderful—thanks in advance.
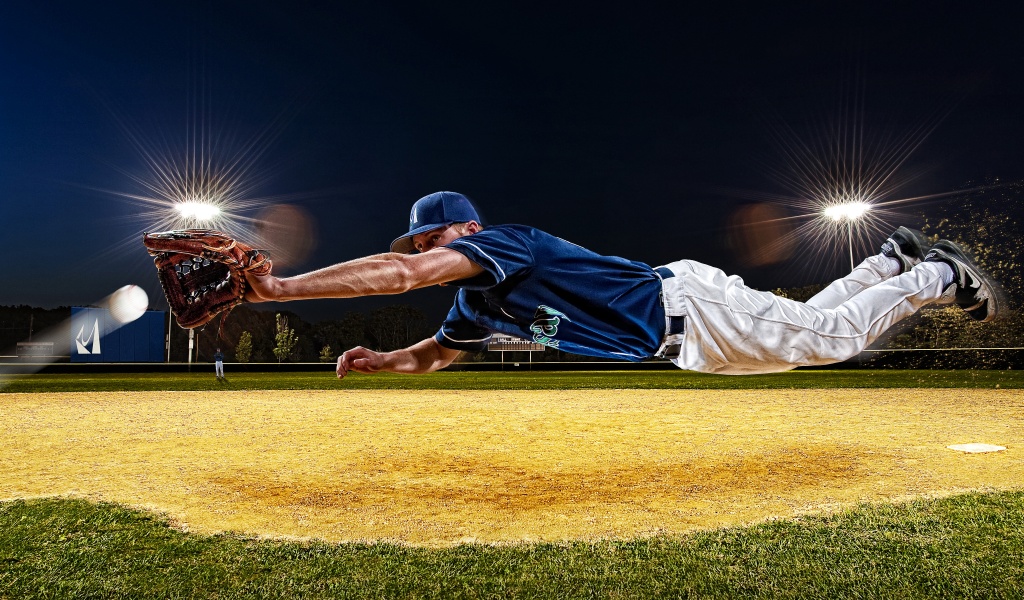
[433,225,666,361]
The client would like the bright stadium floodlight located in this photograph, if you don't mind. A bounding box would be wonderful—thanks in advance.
[175,201,221,223]
[823,201,870,270]
[824,201,870,222]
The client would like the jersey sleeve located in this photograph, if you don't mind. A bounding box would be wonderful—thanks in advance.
[434,289,492,351]
[442,227,536,290]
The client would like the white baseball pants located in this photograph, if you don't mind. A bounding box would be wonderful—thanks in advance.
[657,255,948,375]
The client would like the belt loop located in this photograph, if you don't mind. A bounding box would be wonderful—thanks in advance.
[655,264,686,360]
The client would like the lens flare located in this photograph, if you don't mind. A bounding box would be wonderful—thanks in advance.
[718,81,994,280]
[89,90,325,266]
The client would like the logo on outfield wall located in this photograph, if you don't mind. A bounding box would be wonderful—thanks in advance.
[75,319,101,354]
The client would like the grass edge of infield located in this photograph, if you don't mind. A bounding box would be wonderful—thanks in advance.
[1,490,1023,598]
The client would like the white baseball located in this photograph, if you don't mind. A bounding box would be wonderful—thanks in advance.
[109,284,149,324]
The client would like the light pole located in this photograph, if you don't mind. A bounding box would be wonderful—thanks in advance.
[166,309,172,362]
[824,202,870,271]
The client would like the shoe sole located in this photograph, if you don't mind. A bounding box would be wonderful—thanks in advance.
[930,240,1002,322]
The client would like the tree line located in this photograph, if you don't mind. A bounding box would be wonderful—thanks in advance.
[183,303,437,364]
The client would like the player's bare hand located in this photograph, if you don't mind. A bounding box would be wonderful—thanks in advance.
[337,346,385,378]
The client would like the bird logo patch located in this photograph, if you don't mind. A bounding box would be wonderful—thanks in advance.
[530,305,569,348]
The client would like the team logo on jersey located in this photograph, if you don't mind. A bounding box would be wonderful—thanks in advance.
[530,305,569,348]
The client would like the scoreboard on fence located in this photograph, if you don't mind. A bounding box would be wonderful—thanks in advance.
[487,333,545,352]
[70,307,165,363]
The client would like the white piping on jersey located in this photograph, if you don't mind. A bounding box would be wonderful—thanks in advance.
[442,331,492,344]
[500,307,515,320]
[553,235,586,250]
[610,351,647,359]
[453,240,506,281]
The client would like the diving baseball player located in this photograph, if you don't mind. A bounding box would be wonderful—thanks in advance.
[242,191,1001,377]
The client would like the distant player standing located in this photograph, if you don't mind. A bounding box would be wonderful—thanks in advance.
[243,191,1000,377]
[214,348,225,380]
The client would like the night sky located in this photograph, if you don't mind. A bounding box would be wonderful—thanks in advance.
[2,2,1022,323]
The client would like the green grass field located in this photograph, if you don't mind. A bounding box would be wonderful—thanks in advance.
[2,368,1022,393]
[2,369,1022,598]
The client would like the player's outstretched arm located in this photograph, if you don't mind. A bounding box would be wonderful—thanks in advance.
[336,337,461,378]
[245,249,483,302]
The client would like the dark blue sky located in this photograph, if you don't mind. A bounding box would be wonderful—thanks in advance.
[2,2,1022,322]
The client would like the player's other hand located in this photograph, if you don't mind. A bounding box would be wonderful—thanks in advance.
[337,346,385,378]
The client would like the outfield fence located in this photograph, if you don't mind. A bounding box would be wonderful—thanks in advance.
[1,347,1023,374]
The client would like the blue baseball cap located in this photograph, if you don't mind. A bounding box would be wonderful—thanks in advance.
[390,191,482,253]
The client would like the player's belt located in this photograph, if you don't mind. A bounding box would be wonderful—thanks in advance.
[655,267,686,359]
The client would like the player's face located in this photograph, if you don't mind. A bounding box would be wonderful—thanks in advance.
[412,225,451,253]
[412,223,468,253]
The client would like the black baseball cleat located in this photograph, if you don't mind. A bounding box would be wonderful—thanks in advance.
[881,227,930,274]
[925,240,1002,322]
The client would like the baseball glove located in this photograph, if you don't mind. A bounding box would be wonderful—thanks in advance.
[143,229,272,329]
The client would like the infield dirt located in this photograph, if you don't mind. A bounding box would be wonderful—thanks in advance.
[2,389,1021,546]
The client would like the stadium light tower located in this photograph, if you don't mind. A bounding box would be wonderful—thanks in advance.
[824,201,870,270]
